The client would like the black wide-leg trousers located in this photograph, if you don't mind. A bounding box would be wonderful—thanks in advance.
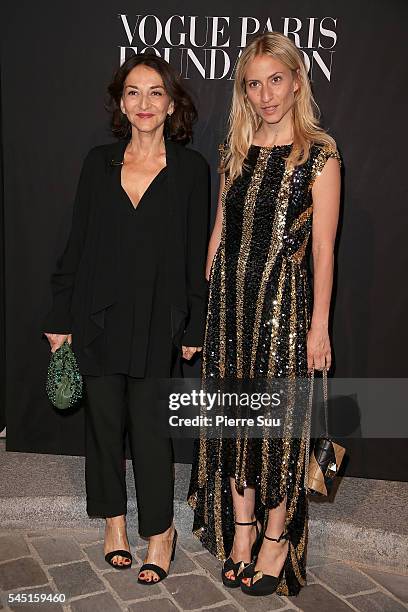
[84,374,174,537]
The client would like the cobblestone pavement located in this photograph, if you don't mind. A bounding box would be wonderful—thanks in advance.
[0,528,407,612]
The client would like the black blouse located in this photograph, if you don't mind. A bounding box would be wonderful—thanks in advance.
[89,164,172,378]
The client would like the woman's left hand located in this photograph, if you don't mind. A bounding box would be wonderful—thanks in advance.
[306,325,331,372]
[182,346,203,360]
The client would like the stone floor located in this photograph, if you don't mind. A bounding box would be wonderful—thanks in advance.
[0,527,407,612]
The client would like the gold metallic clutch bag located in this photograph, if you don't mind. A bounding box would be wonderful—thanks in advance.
[305,368,346,496]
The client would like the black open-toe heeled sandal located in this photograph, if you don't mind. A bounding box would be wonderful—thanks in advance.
[137,529,178,585]
[240,530,289,596]
[104,549,133,569]
[221,519,262,588]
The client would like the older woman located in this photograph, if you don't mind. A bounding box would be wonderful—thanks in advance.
[43,54,209,584]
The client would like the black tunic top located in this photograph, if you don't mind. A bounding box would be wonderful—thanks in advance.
[89,164,172,378]
[43,140,210,377]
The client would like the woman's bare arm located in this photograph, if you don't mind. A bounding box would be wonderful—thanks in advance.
[205,171,225,280]
[308,156,341,371]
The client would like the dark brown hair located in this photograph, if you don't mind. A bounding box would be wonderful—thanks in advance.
[106,53,197,144]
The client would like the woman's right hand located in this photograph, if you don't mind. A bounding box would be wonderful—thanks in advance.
[44,333,72,353]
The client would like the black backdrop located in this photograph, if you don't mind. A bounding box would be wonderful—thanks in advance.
[1,1,407,479]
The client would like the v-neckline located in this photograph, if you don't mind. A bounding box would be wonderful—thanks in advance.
[120,165,167,212]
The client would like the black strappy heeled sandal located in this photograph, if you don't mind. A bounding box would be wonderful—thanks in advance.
[221,519,262,588]
[104,549,133,569]
[240,530,289,596]
[137,529,178,585]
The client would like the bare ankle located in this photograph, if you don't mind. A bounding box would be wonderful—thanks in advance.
[235,514,256,524]
[106,515,126,523]
[149,523,175,541]
[264,528,287,540]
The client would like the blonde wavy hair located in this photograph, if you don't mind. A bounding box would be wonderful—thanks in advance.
[222,32,336,180]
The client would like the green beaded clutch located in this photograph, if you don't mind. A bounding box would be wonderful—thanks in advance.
[46,340,83,410]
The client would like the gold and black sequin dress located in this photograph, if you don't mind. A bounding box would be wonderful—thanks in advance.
[187,141,341,596]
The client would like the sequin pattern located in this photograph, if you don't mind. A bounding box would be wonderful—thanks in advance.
[187,142,341,596]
